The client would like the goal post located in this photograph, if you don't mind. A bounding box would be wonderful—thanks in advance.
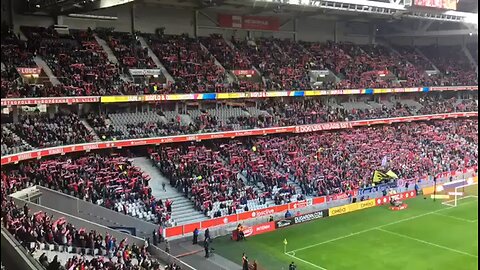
[442,182,478,207]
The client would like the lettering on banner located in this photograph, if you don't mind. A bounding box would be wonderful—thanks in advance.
[293,210,324,225]
[83,144,100,151]
[243,227,254,237]
[48,148,64,155]
[251,208,275,218]
[275,219,294,228]
[358,199,375,209]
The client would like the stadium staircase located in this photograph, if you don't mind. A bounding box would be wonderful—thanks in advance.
[199,42,237,83]
[1,62,5,71]
[462,44,478,74]
[137,36,176,83]
[415,48,441,72]
[93,34,131,82]
[33,56,61,86]
[80,119,100,141]
[298,42,341,83]
[131,157,208,226]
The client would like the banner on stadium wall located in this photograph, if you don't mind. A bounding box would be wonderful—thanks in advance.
[218,14,280,31]
[16,67,42,75]
[0,96,100,106]
[2,86,476,105]
[101,95,144,103]
[328,199,376,217]
[129,69,163,76]
[243,222,276,237]
[374,191,417,206]
[414,0,457,10]
[232,70,256,76]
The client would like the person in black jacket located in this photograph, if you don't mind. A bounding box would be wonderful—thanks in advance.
[205,228,210,242]
[204,239,210,258]
[193,228,199,244]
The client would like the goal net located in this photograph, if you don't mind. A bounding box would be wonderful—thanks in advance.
[441,181,478,207]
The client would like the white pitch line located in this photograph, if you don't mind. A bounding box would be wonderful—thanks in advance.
[376,228,478,258]
[285,252,328,270]
[432,212,478,223]
[290,206,455,254]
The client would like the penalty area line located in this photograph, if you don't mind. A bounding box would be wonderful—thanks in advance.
[376,228,478,258]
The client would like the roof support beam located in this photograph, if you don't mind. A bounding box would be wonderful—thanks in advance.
[380,29,477,37]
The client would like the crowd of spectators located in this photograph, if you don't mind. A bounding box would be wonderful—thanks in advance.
[1,154,173,227]
[150,145,262,216]
[234,38,311,91]
[1,26,477,97]
[149,118,477,218]
[145,33,230,93]
[21,26,125,96]
[5,111,94,148]
[421,45,478,87]
[1,24,38,98]
[80,95,478,142]
[0,194,163,270]
[97,30,156,71]
[1,126,32,155]
[0,94,476,151]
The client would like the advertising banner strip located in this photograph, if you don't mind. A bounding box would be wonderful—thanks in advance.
[1,96,100,106]
[2,86,477,106]
[1,112,477,166]
[329,198,376,217]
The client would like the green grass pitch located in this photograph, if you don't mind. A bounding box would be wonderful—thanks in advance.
[214,186,478,270]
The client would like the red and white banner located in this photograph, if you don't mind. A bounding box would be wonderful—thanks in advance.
[1,96,100,106]
[414,0,456,10]
[243,222,276,237]
[16,67,42,75]
[295,122,353,133]
[218,14,280,31]
[232,70,256,76]
[375,190,417,206]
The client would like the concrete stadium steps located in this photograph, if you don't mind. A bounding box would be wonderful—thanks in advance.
[138,36,175,83]
[33,56,61,86]
[80,119,100,141]
[236,172,275,206]
[94,34,131,82]
[93,33,119,65]
[130,157,208,226]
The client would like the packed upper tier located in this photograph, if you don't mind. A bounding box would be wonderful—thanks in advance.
[1,25,477,98]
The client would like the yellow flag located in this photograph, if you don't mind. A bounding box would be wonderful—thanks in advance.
[283,239,288,245]
[386,170,398,179]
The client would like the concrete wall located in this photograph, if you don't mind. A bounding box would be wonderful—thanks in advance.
[1,227,44,270]
[31,186,159,240]
[8,3,374,43]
